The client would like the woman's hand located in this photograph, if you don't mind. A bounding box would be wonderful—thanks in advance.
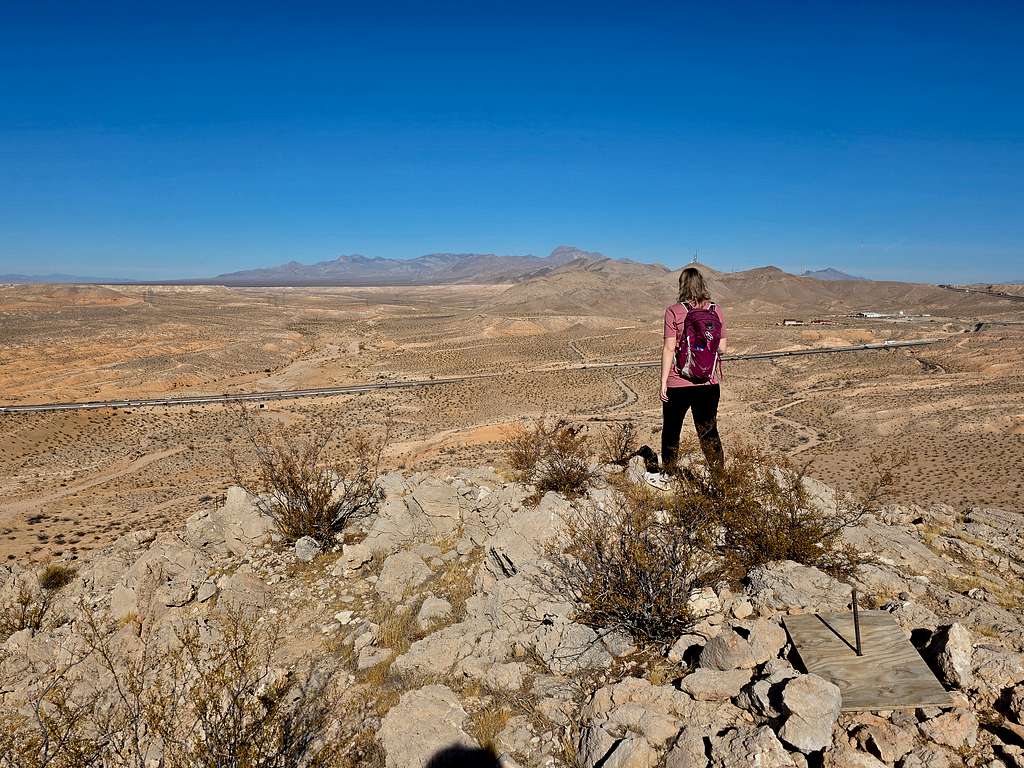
[660,383,669,402]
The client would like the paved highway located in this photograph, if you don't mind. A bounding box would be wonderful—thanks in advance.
[0,338,941,414]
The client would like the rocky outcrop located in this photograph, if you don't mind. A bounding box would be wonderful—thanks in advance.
[745,561,852,615]
[4,466,1024,768]
[379,685,478,767]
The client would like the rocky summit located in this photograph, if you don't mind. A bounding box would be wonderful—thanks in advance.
[2,463,1023,768]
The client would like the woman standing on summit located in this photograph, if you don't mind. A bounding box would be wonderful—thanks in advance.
[659,266,726,471]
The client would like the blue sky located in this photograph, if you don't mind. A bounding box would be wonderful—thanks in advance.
[1,1,1022,282]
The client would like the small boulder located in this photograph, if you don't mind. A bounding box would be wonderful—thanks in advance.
[338,542,373,573]
[357,645,392,670]
[710,725,795,768]
[484,662,527,692]
[688,587,723,618]
[699,629,756,671]
[293,536,322,562]
[679,669,754,701]
[731,599,754,620]
[738,618,788,664]
[532,620,613,675]
[668,634,705,664]
[778,674,842,754]
[918,710,978,749]
[929,623,973,689]
[899,744,957,768]
[971,646,1024,693]
[416,595,453,631]
[853,719,915,763]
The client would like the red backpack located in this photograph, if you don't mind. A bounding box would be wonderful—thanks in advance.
[674,302,723,384]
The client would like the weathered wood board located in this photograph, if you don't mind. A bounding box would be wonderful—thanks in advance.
[783,610,951,711]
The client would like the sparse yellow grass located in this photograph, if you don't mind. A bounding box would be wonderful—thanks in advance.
[375,605,419,654]
[466,706,512,753]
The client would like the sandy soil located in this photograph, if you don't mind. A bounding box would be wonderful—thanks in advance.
[1,282,1021,563]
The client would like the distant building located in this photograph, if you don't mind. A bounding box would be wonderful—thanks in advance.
[853,311,897,319]
[781,318,804,326]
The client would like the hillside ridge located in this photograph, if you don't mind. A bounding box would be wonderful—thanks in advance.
[2,461,1022,767]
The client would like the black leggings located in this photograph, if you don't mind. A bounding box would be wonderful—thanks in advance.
[661,384,724,470]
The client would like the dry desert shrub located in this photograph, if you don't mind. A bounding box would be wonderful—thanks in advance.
[504,418,594,499]
[546,487,723,644]
[0,564,75,641]
[230,404,387,543]
[37,564,77,592]
[671,442,896,579]
[0,605,342,768]
[599,420,638,466]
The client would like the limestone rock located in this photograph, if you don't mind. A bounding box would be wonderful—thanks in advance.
[699,629,756,671]
[853,718,915,763]
[710,726,795,768]
[822,748,888,768]
[679,669,754,701]
[216,568,268,613]
[483,661,527,692]
[885,599,941,635]
[584,734,657,768]
[582,677,742,754]
[408,478,463,538]
[668,634,705,664]
[737,618,788,664]
[378,685,478,768]
[778,674,842,754]
[665,727,709,768]
[745,561,852,615]
[733,664,798,719]
[110,535,212,621]
[391,619,511,679]
[929,623,973,690]
[899,744,957,768]
[532,620,613,675]
[293,536,322,562]
[1008,684,1024,725]
[481,491,572,578]
[918,710,978,749]
[971,645,1024,693]
[337,541,373,573]
[688,586,723,618]
[185,486,275,557]
[357,645,392,670]
[416,595,453,631]
[376,551,432,602]
[731,599,754,620]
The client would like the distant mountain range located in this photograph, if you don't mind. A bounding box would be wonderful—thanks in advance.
[206,246,612,286]
[799,268,865,281]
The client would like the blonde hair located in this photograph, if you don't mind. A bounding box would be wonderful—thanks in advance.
[677,267,711,305]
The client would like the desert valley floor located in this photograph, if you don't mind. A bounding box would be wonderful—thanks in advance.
[1,271,1022,563]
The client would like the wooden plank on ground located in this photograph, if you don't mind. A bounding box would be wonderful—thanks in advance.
[783,610,951,711]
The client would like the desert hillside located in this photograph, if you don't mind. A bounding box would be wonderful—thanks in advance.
[2,454,1022,767]
[494,260,1021,319]
[2,273,1022,566]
